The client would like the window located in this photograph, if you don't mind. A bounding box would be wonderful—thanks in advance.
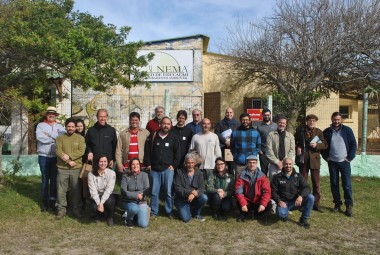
[244,98,262,111]
[339,106,350,119]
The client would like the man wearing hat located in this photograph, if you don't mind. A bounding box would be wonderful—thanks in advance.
[235,155,272,222]
[295,114,327,212]
[36,106,65,212]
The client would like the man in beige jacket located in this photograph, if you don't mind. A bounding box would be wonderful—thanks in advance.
[266,116,295,181]
[116,112,150,173]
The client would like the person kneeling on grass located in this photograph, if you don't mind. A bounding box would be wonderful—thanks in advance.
[174,153,208,222]
[235,155,272,222]
[121,158,150,228]
[270,157,315,229]
[207,157,235,221]
[88,155,116,227]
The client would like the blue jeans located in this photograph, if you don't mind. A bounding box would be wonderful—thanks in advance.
[150,168,174,216]
[175,194,208,222]
[38,156,57,201]
[328,161,353,206]
[276,194,315,219]
[123,202,149,228]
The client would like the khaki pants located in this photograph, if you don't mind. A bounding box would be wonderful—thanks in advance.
[56,168,81,215]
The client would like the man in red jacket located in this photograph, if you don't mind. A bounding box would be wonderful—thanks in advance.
[235,155,272,222]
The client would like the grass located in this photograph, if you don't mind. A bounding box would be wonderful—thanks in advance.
[0,176,379,255]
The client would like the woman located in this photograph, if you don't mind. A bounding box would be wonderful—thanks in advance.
[174,153,208,222]
[88,155,116,227]
[207,157,235,220]
[121,158,150,228]
[75,119,86,137]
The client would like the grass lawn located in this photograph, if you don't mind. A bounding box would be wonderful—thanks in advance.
[0,176,379,255]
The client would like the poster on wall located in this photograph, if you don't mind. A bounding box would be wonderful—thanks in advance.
[133,50,194,82]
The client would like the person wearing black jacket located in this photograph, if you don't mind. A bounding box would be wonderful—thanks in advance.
[144,117,181,219]
[271,157,315,229]
[174,153,208,222]
[85,109,117,169]
[171,110,193,169]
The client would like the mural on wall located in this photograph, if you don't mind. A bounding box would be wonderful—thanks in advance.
[72,85,202,133]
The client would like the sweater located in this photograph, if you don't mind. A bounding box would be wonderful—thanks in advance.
[36,121,65,157]
[121,171,150,204]
[55,133,86,169]
[189,132,222,169]
[322,124,357,162]
[88,168,116,205]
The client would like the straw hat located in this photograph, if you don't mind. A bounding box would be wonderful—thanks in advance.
[45,106,59,116]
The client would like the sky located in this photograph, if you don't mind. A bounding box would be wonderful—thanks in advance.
[74,0,276,53]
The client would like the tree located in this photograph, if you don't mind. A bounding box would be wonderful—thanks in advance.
[220,0,380,132]
[0,0,153,92]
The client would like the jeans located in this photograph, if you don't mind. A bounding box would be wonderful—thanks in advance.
[123,202,149,228]
[38,156,57,202]
[150,168,174,216]
[175,194,208,222]
[56,168,82,215]
[209,193,232,213]
[90,194,116,219]
[276,194,315,220]
[328,161,353,206]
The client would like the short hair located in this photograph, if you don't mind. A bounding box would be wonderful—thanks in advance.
[161,116,172,124]
[129,112,140,120]
[177,110,188,119]
[331,112,342,118]
[96,109,108,117]
[306,114,318,121]
[277,115,288,123]
[192,109,202,115]
[262,108,271,115]
[184,153,198,163]
[239,113,250,120]
[65,117,76,127]
[282,157,293,165]
[155,106,165,113]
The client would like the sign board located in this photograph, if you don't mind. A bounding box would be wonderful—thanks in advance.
[247,109,263,121]
[133,50,194,82]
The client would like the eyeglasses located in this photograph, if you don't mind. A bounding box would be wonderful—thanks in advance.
[216,163,225,166]
[193,114,200,116]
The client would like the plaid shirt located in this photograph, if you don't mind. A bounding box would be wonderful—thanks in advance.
[230,127,261,165]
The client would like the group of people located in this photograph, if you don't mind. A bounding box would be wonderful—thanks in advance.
[36,105,357,229]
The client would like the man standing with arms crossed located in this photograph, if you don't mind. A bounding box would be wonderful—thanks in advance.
[322,112,357,217]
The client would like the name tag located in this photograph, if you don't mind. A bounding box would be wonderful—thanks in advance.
[182,137,186,140]
[156,143,160,146]
[165,143,169,147]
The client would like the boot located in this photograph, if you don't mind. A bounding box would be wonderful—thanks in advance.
[345,205,353,217]
[41,200,48,212]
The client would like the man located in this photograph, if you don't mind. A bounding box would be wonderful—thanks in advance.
[85,109,117,169]
[55,118,86,219]
[230,113,261,177]
[115,112,150,173]
[189,118,222,180]
[171,110,193,168]
[235,155,272,222]
[271,157,315,229]
[295,114,328,212]
[322,112,357,217]
[146,106,165,134]
[144,117,181,219]
[36,106,65,212]
[266,116,295,180]
[256,109,277,175]
[214,107,239,173]
[186,108,202,135]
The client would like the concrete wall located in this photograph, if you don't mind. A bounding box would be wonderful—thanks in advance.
[3,154,379,177]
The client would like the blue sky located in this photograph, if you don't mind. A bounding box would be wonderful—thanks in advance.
[74,0,276,52]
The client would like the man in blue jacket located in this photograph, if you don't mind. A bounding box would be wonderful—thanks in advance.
[322,112,357,217]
